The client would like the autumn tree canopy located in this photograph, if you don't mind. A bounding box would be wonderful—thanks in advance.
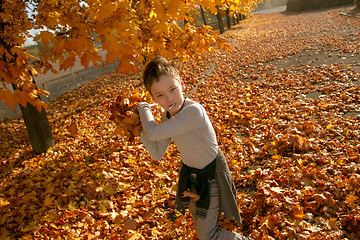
[0,0,263,111]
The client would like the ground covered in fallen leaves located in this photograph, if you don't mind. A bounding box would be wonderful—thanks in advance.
[1,6,360,240]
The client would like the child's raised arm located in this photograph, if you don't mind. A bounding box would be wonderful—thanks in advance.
[137,102,171,160]
[137,102,205,141]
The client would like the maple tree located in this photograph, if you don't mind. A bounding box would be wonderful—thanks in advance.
[0,0,263,154]
[0,0,55,154]
[1,0,263,109]
[1,6,359,239]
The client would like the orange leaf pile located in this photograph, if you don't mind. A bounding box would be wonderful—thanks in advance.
[1,6,360,240]
[109,89,152,140]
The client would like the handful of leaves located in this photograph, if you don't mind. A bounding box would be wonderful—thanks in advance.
[109,88,152,140]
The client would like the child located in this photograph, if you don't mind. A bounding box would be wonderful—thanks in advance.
[136,56,251,240]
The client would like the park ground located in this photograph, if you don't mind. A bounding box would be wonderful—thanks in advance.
[1,5,360,240]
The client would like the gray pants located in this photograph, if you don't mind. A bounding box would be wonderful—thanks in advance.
[189,179,251,240]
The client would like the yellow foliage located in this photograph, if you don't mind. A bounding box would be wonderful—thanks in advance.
[1,0,262,110]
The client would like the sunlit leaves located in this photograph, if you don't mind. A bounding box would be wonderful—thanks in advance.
[34,31,56,47]
[109,88,152,140]
[2,0,263,109]
[1,5,360,240]
[0,89,17,109]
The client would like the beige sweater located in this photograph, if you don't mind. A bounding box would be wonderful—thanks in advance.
[137,98,219,169]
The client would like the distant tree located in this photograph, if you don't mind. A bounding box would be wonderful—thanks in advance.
[216,7,225,34]
[226,8,231,29]
[200,5,207,25]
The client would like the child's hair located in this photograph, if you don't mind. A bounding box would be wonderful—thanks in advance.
[143,56,180,93]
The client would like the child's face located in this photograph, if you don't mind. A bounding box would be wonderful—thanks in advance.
[150,74,185,117]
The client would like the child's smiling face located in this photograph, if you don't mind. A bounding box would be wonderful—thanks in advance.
[150,74,185,117]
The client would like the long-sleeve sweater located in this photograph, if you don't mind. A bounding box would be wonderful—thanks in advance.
[137,98,241,223]
[137,98,219,169]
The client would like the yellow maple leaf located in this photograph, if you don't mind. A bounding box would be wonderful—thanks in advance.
[96,2,116,21]
[149,9,157,19]
[2,89,17,109]
[21,221,37,232]
[0,198,10,208]
[44,195,55,207]
[68,37,89,53]
[327,218,338,230]
[128,231,144,240]
[59,53,76,71]
[30,67,38,76]
[22,234,33,240]
[34,31,55,47]
[99,201,107,213]
[291,204,305,219]
[14,91,30,108]
[81,50,101,69]
[68,201,77,210]
[52,39,66,55]
[346,194,358,205]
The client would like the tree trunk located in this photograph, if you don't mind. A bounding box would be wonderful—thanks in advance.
[20,102,55,154]
[200,5,207,25]
[216,7,225,34]
[15,73,55,154]
[225,8,231,29]
[355,0,360,9]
